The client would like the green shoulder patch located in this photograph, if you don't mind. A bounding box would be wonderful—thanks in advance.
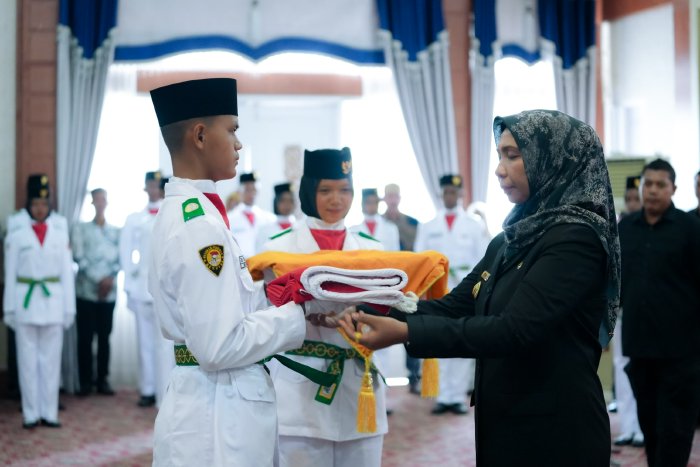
[269,227,292,240]
[357,231,380,242]
[199,244,224,276]
[182,198,205,222]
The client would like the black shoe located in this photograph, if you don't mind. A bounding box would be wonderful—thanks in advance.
[76,387,91,397]
[58,402,66,411]
[450,403,469,415]
[96,382,115,396]
[22,420,39,430]
[613,433,634,446]
[137,395,156,407]
[408,382,421,395]
[40,418,61,428]
[431,403,451,415]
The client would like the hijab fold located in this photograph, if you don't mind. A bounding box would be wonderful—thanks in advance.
[493,110,620,347]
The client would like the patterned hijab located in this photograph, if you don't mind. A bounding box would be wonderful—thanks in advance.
[493,110,620,346]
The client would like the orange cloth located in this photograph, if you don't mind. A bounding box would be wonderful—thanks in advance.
[248,249,450,300]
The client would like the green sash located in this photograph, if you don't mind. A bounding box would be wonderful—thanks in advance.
[17,276,60,309]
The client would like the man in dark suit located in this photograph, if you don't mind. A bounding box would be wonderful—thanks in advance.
[619,159,700,467]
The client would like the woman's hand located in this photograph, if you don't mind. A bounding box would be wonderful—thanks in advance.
[338,310,409,350]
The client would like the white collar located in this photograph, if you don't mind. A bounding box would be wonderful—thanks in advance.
[305,216,345,231]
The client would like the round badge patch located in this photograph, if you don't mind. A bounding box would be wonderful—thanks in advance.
[199,245,224,276]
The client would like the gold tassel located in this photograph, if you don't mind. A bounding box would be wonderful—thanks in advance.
[356,355,377,433]
[338,328,377,433]
[421,358,439,398]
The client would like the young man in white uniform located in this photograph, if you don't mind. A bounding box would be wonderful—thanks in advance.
[228,172,276,257]
[148,78,308,466]
[120,171,174,407]
[414,174,490,415]
[3,174,75,428]
[263,148,387,467]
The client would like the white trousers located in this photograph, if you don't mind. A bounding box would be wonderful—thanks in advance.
[155,323,175,407]
[613,317,641,435]
[437,358,474,405]
[16,323,63,423]
[279,434,383,467]
[130,298,158,396]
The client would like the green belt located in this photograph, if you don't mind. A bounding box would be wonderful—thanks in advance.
[174,340,379,405]
[17,276,60,309]
[285,340,381,405]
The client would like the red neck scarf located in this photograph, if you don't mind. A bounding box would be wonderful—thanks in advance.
[310,229,346,250]
[203,193,230,229]
[243,211,255,226]
[279,221,292,230]
[32,222,48,245]
[365,220,377,236]
[445,213,456,231]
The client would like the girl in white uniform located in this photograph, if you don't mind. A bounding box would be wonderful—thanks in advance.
[3,174,75,429]
[263,148,387,467]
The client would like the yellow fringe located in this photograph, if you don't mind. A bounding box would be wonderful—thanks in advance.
[338,328,377,433]
[420,358,439,398]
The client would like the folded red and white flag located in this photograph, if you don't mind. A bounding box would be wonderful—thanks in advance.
[266,265,418,313]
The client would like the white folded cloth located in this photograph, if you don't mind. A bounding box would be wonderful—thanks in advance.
[299,266,418,312]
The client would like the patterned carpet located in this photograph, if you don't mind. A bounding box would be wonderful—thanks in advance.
[1,386,699,466]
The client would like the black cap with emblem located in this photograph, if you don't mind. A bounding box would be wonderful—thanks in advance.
[27,174,50,200]
[239,172,257,184]
[299,148,353,218]
[439,174,463,188]
[150,78,238,127]
[362,188,378,200]
[626,176,641,190]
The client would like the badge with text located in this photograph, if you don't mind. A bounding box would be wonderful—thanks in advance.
[199,245,224,276]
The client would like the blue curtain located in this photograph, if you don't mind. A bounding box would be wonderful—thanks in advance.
[59,0,119,59]
[376,0,445,61]
[473,0,595,70]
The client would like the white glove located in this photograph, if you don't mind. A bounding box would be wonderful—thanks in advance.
[3,312,16,331]
[63,315,75,330]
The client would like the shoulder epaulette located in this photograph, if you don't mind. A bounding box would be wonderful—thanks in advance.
[269,227,292,240]
[357,231,380,242]
[182,198,205,222]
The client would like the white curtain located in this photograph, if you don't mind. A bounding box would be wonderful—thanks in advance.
[56,25,116,225]
[379,30,458,209]
[469,38,496,203]
[56,24,116,394]
[546,43,597,127]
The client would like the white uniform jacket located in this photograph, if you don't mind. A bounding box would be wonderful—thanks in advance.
[350,215,400,252]
[148,178,306,467]
[120,202,161,303]
[228,203,276,258]
[414,208,490,289]
[255,215,296,254]
[262,219,388,442]
[3,213,75,327]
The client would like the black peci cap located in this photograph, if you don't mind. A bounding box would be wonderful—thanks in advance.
[145,171,162,182]
[439,174,463,188]
[626,176,641,190]
[27,174,50,200]
[303,148,352,180]
[362,188,378,200]
[274,182,292,196]
[240,172,257,183]
[150,78,238,127]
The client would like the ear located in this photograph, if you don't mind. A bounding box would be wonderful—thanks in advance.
[192,122,207,149]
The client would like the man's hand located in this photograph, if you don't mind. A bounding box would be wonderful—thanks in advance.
[338,311,409,350]
[306,307,355,328]
[97,276,114,301]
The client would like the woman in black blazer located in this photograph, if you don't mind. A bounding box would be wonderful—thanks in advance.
[340,110,619,466]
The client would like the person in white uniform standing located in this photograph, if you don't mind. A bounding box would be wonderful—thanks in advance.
[228,172,276,257]
[352,188,400,252]
[256,182,297,252]
[263,148,387,467]
[120,170,173,408]
[414,174,490,415]
[148,77,308,466]
[3,174,75,429]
